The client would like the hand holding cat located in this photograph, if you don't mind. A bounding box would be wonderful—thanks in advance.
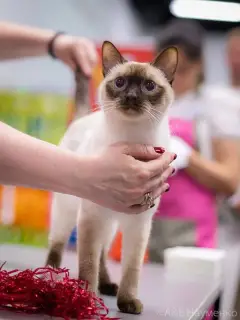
[84,143,176,214]
[53,35,98,76]
[169,136,192,171]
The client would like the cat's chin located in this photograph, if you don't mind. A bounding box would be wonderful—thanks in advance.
[117,108,146,122]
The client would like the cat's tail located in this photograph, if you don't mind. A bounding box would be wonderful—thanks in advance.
[72,69,92,120]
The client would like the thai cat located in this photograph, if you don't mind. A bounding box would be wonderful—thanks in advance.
[46,41,178,314]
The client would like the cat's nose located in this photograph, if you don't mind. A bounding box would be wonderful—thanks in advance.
[125,93,138,105]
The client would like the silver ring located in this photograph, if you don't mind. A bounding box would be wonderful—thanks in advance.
[141,192,154,208]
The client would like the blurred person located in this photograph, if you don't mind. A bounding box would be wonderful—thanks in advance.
[148,19,240,262]
[206,27,240,214]
[218,26,240,320]
[227,27,240,91]
[0,21,175,214]
[147,20,240,320]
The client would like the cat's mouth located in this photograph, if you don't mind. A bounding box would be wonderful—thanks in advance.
[118,105,144,117]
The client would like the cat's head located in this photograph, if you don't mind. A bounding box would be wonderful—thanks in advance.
[98,41,178,122]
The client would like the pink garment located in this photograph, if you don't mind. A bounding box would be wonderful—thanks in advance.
[155,118,217,248]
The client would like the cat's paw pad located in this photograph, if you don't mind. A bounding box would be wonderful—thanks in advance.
[99,282,118,296]
[117,298,143,314]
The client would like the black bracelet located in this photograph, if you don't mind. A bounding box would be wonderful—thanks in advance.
[48,31,65,59]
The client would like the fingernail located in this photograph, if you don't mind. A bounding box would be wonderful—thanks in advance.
[154,147,165,154]
[173,153,177,160]
[150,204,155,208]
[165,186,170,192]
[172,168,176,175]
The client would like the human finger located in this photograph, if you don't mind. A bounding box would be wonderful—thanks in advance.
[133,165,173,206]
[74,44,92,76]
[82,40,98,66]
[144,152,176,178]
[116,142,165,161]
[144,165,175,194]
[125,183,170,214]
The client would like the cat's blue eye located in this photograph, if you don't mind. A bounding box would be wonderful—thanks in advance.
[115,77,126,89]
[144,80,156,91]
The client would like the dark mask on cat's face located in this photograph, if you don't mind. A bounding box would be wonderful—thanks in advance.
[100,41,178,120]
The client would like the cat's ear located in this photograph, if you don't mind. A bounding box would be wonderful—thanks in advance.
[151,47,178,84]
[102,41,126,77]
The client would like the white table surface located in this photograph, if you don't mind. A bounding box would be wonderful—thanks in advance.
[0,244,221,320]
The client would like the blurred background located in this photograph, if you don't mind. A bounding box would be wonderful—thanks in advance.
[0,0,239,318]
[1,0,239,247]
[0,0,238,92]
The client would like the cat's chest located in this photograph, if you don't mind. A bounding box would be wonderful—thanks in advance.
[76,116,171,156]
[106,118,171,149]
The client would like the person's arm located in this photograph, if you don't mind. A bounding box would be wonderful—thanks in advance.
[0,121,90,196]
[0,22,54,60]
[0,121,175,213]
[186,138,240,196]
[0,21,97,76]
[171,95,240,196]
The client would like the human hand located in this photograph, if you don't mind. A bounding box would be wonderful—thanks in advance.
[52,35,98,76]
[81,143,176,214]
[169,136,192,171]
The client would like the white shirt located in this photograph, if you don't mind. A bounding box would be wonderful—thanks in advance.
[170,85,240,206]
[201,84,240,138]
[169,86,240,140]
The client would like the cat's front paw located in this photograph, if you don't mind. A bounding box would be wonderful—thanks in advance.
[117,297,143,314]
[99,282,119,296]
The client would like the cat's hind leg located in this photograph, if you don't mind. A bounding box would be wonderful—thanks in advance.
[117,213,153,314]
[46,193,79,268]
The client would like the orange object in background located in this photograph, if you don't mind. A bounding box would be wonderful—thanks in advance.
[14,187,49,231]
[108,231,149,263]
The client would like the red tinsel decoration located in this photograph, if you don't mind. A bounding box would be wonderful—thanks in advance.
[0,263,119,319]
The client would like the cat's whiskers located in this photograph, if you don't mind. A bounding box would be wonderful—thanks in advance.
[93,102,114,108]
[149,108,164,123]
[93,99,119,109]
[144,106,161,124]
[144,109,155,128]
[104,107,115,114]
[142,105,159,128]
[150,107,164,117]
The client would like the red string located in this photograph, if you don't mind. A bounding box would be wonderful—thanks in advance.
[0,263,119,319]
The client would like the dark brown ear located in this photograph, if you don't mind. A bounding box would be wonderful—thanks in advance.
[151,47,178,84]
[102,41,126,77]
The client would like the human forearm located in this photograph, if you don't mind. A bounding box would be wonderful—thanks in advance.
[186,150,239,196]
[0,122,89,197]
[0,122,175,213]
[0,22,54,60]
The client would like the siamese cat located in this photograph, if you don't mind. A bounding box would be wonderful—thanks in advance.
[46,41,178,314]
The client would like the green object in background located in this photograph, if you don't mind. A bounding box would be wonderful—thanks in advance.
[0,90,70,145]
[0,89,71,248]
[0,225,48,247]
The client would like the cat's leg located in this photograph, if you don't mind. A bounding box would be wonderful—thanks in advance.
[99,220,119,296]
[117,213,153,314]
[46,193,78,268]
[77,204,107,293]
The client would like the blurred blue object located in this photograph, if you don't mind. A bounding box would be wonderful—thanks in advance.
[68,228,77,248]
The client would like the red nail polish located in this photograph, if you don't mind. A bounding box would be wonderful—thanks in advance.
[165,186,170,192]
[154,147,165,154]
[173,153,177,160]
[172,168,176,175]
